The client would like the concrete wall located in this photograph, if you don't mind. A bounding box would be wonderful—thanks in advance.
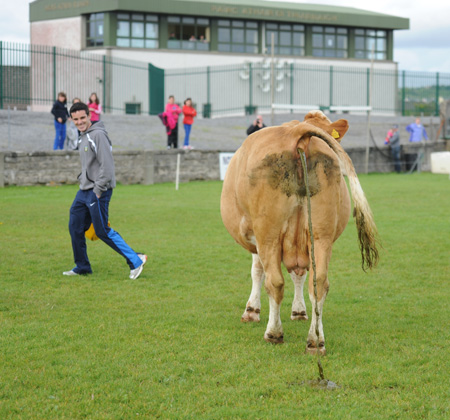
[31,18,83,50]
[0,142,446,188]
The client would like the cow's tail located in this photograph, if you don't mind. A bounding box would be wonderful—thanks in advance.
[299,127,380,271]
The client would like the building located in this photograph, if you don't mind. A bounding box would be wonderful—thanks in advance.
[30,0,409,70]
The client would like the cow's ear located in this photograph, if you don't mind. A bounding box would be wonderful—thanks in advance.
[330,119,349,143]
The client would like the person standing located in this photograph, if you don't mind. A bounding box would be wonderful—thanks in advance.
[64,102,147,279]
[246,114,266,136]
[385,124,401,173]
[87,92,102,122]
[66,97,81,150]
[182,98,197,150]
[51,92,69,150]
[406,117,428,142]
[165,95,182,149]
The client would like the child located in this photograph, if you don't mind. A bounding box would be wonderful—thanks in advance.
[87,92,102,122]
[51,92,69,150]
[182,98,197,150]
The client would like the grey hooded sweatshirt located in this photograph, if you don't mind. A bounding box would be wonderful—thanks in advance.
[77,121,116,197]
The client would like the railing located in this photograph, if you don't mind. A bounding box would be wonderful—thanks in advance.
[1,41,450,118]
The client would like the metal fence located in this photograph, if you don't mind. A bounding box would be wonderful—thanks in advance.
[1,41,450,118]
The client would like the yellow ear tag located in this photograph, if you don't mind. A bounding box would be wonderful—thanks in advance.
[331,129,340,139]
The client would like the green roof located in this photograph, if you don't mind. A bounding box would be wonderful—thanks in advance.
[30,0,409,30]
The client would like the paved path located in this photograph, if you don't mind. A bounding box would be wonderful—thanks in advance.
[0,109,440,153]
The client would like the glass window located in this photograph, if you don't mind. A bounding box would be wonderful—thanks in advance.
[265,22,305,56]
[218,19,259,54]
[86,13,104,47]
[311,26,347,58]
[117,21,130,37]
[354,28,387,60]
[167,15,210,50]
[117,13,159,49]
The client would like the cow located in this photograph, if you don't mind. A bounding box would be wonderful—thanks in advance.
[220,111,379,355]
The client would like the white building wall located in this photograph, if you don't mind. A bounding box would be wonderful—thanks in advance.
[102,48,398,72]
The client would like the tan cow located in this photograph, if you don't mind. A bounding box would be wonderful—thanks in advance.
[220,111,379,355]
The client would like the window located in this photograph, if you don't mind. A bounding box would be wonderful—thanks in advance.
[218,20,258,53]
[86,13,104,47]
[312,26,347,58]
[266,23,305,56]
[355,29,387,60]
[116,13,159,49]
[167,16,210,51]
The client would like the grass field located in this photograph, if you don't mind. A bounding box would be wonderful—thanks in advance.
[0,173,449,419]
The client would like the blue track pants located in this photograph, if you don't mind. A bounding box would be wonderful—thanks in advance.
[68,189,142,274]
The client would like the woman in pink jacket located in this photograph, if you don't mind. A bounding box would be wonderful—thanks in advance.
[88,92,102,122]
[165,95,182,149]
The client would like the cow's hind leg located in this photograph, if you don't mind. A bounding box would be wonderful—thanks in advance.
[241,253,264,323]
[306,244,331,356]
[289,270,308,321]
[260,251,284,344]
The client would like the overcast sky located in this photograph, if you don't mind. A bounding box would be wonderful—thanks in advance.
[1,0,449,73]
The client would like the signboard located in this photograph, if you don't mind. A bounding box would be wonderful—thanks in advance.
[219,153,235,181]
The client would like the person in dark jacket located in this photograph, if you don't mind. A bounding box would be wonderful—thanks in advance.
[385,124,401,173]
[51,92,69,150]
[63,102,147,280]
[246,115,266,136]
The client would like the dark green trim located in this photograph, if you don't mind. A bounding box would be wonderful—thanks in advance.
[348,28,355,58]
[304,25,312,57]
[105,12,117,47]
[209,19,218,51]
[148,63,164,115]
[159,15,168,49]
[386,30,393,61]
[30,0,409,30]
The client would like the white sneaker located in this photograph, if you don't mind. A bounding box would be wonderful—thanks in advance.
[63,270,79,276]
[129,254,147,279]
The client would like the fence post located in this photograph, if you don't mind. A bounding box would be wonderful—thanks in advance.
[366,68,370,107]
[52,46,56,101]
[290,62,294,110]
[329,65,333,107]
[435,72,440,117]
[249,62,253,110]
[103,55,106,113]
[0,41,3,110]
[401,70,406,116]
[207,66,211,105]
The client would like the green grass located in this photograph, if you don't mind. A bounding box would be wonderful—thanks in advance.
[0,173,449,419]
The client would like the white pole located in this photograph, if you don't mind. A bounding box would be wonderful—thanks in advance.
[271,33,275,126]
[365,44,375,174]
[175,153,180,190]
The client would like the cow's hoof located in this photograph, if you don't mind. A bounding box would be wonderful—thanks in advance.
[241,307,260,323]
[305,341,326,356]
[264,332,284,344]
[291,311,308,321]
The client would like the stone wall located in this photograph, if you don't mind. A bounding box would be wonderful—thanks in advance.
[0,142,446,188]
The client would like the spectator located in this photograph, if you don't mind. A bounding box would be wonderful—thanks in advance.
[63,101,147,279]
[182,98,197,150]
[66,97,81,150]
[87,92,102,122]
[406,117,428,142]
[247,114,266,136]
[51,92,69,150]
[189,35,196,41]
[165,95,182,149]
[385,124,401,173]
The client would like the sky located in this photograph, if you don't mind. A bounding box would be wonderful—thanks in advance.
[1,0,449,73]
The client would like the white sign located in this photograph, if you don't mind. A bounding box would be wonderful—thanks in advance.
[219,152,235,181]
